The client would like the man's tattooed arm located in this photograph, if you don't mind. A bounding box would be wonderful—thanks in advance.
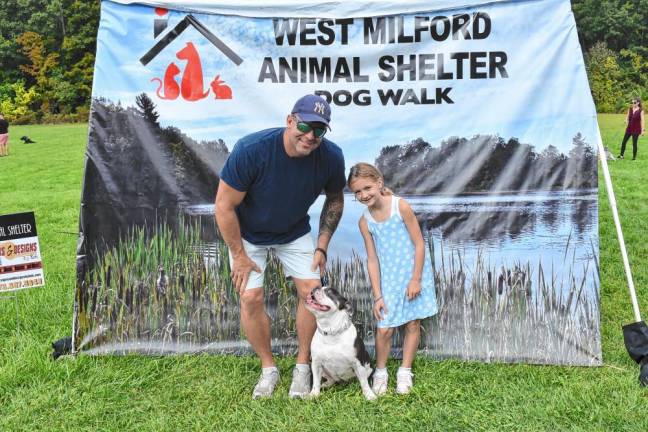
[318,190,344,247]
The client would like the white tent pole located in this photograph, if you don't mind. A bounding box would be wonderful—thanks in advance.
[597,130,642,322]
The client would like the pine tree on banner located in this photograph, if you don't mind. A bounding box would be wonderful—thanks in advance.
[135,93,160,126]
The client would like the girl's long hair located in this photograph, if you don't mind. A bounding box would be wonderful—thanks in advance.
[347,162,393,195]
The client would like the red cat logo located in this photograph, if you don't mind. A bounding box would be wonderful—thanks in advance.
[150,42,232,101]
[151,62,180,100]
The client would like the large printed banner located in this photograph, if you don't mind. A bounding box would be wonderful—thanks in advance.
[75,0,601,365]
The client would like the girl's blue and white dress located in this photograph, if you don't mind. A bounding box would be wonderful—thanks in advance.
[364,195,438,328]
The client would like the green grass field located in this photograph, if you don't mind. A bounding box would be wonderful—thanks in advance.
[1,115,647,431]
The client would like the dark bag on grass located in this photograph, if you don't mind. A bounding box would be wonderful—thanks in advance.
[622,321,648,386]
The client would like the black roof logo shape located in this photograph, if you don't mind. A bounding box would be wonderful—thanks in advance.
[140,14,243,66]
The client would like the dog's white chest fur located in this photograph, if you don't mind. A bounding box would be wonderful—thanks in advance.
[311,326,362,382]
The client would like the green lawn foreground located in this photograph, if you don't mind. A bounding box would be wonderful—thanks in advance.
[0,116,647,431]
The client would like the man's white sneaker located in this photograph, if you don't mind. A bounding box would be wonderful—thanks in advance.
[396,369,413,394]
[372,371,389,396]
[252,369,280,399]
[289,366,312,399]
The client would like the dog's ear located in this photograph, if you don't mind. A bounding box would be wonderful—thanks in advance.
[332,291,353,315]
[342,300,354,316]
[324,287,351,310]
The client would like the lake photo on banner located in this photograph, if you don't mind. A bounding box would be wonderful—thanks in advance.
[186,188,600,365]
[308,189,598,287]
[189,189,597,271]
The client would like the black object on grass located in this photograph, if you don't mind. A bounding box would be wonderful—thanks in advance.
[52,336,72,360]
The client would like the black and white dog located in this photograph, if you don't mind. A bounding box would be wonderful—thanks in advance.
[305,286,376,400]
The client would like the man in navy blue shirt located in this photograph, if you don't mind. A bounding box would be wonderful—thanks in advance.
[215,94,345,399]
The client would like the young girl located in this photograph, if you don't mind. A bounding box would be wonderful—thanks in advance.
[348,162,437,395]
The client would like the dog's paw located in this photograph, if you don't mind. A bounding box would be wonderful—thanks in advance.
[364,390,377,401]
[306,390,321,399]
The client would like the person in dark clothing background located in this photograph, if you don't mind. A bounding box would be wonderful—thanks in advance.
[618,98,645,160]
[0,113,9,157]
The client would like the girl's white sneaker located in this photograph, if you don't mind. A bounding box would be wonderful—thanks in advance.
[396,369,413,394]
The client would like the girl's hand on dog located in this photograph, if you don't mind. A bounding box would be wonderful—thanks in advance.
[406,279,421,300]
[231,254,262,293]
[373,298,388,321]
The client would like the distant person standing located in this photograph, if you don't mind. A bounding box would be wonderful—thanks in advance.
[618,98,645,160]
[0,113,9,157]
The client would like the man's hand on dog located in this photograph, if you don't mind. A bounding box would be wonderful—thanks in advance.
[231,253,261,293]
[311,249,327,275]
[373,298,388,321]
[406,279,422,300]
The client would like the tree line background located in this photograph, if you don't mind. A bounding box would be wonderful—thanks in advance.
[376,133,596,194]
[0,0,646,124]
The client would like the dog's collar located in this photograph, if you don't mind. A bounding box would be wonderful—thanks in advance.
[317,319,353,336]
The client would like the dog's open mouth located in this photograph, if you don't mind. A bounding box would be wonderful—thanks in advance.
[306,293,330,312]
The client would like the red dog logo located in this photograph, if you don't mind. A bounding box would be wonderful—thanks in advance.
[150,42,232,101]
[176,42,210,101]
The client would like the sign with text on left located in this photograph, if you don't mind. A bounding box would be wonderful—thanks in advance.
[0,212,45,292]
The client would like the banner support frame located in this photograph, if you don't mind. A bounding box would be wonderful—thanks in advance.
[596,129,641,322]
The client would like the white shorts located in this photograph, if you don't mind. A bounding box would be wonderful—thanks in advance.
[229,233,320,290]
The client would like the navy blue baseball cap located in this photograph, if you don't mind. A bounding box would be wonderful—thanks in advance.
[291,94,332,129]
